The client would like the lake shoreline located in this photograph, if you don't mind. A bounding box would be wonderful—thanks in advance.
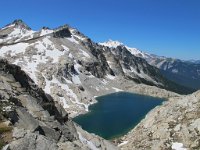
[71,84,179,118]
[73,92,165,140]
[71,83,181,146]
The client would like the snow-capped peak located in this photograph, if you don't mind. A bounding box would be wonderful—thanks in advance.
[99,39,152,59]
[125,46,152,59]
[1,19,31,31]
[11,19,31,30]
[125,46,143,56]
[0,20,36,44]
[99,39,124,48]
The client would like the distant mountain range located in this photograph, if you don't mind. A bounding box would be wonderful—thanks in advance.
[100,40,200,90]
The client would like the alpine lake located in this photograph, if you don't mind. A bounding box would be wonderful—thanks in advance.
[73,92,165,140]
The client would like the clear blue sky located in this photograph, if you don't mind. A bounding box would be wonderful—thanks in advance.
[0,0,200,60]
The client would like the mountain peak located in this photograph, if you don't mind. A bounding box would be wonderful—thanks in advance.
[12,19,24,24]
[99,39,124,48]
[6,19,31,30]
[54,24,70,31]
[42,26,51,30]
[53,24,72,38]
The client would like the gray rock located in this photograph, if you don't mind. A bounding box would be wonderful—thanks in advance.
[17,95,50,119]
[14,107,39,131]
[0,90,10,99]
[35,126,61,141]
[13,127,27,139]
[9,133,58,150]
[191,139,200,149]
[120,91,200,150]
[53,26,71,38]
[9,133,37,150]
[10,82,21,88]
[36,134,58,150]
[0,80,12,91]
[61,120,78,141]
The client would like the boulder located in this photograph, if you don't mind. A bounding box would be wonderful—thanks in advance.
[35,126,61,141]
[11,107,39,131]
[13,127,27,139]
[9,133,58,150]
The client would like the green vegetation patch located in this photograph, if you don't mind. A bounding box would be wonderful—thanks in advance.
[0,122,12,149]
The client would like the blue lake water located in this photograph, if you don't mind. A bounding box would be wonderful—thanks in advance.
[73,92,165,139]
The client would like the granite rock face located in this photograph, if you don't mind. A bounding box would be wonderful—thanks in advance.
[0,60,117,150]
[101,40,200,91]
[118,90,200,150]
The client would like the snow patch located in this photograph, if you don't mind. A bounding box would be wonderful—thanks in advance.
[67,37,79,44]
[0,42,42,84]
[157,60,166,68]
[40,29,53,36]
[102,79,108,85]
[78,132,99,150]
[123,66,159,85]
[112,87,123,92]
[79,49,90,58]
[73,34,86,41]
[99,39,123,48]
[72,75,81,85]
[126,47,142,56]
[61,45,69,51]
[34,39,66,63]
[118,141,128,147]
[74,63,81,74]
[44,76,88,111]
[69,53,73,58]
[172,142,187,150]
[2,144,9,150]
[59,97,69,109]
[69,28,87,41]
[1,24,15,30]
[107,61,112,65]
[5,27,36,43]
[0,43,29,56]
[106,74,116,80]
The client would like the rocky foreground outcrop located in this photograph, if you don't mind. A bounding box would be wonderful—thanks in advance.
[118,90,200,150]
[0,59,117,150]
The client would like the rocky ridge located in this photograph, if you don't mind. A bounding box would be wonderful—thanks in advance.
[100,40,200,90]
[0,59,117,150]
[118,90,200,150]
[0,20,189,117]
[153,59,200,90]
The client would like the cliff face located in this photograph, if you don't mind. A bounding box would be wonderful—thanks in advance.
[101,40,200,91]
[118,90,200,150]
[0,59,117,150]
